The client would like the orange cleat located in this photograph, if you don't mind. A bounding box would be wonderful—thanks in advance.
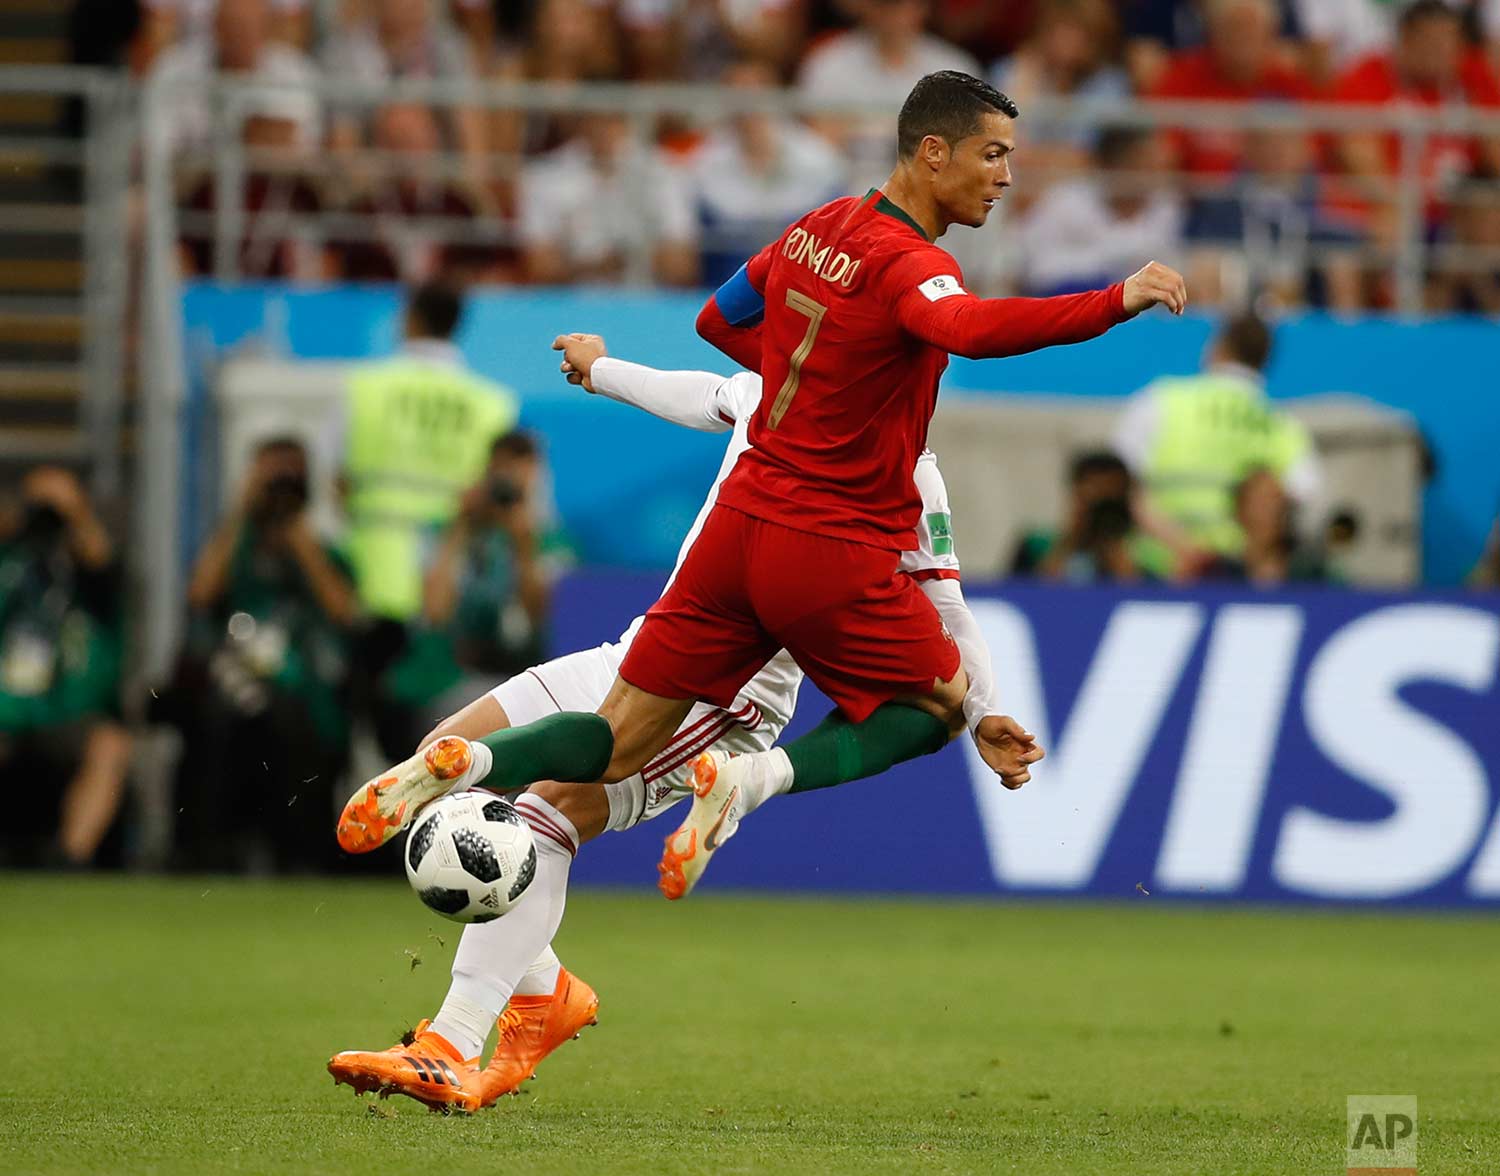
[336,735,475,854]
[479,967,599,1104]
[328,1019,485,1113]
[658,750,743,900]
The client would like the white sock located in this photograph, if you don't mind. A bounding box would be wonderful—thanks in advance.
[429,985,498,1062]
[602,776,647,831]
[429,793,577,1059]
[454,740,493,792]
[514,945,562,997]
[736,747,794,817]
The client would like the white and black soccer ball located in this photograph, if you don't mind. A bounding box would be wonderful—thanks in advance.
[405,792,537,923]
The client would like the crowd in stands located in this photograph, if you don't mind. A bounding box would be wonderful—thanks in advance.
[68,0,1500,310]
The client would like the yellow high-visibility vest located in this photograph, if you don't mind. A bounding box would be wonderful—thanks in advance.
[343,352,519,620]
[1141,371,1312,555]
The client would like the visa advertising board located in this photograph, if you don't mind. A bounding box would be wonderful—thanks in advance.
[558,576,1500,906]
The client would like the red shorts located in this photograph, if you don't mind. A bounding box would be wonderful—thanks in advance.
[620,505,960,722]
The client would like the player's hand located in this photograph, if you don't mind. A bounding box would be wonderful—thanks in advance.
[1122,261,1188,317]
[551,333,607,393]
[974,714,1045,790]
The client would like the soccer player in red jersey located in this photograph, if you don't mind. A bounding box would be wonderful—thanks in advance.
[336,71,1186,877]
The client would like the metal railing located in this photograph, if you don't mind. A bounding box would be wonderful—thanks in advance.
[142,76,1500,305]
[0,67,133,497]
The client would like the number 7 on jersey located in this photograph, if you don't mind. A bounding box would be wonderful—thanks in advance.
[768,290,827,429]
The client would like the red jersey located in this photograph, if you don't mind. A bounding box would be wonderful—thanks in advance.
[1151,49,1313,175]
[701,191,1130,551]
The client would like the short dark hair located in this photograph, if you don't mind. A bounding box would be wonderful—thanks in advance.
[1094,124,1151,168]
[1399,0,1460,33]
[897,71,1018,160]
[491,429,539,461]
[256,434,305,459]
[407,280,464,340]
[1217,311,1274,371]
[1069,450,1130,486]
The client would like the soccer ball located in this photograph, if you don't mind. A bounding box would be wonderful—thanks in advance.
[405,792,537,923]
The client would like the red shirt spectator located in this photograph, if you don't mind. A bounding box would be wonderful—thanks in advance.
[1332,51,1500,193]
[1150,0,1313,175]
[1153,51,1313,173]
[1328,1,1500,226]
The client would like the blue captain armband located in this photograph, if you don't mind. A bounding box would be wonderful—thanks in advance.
[715,263,765,327]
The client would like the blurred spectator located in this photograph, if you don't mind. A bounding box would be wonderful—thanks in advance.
[690,59,847,286]
[1323,507,1361,581]
[331,104,513,284]
[990,0,1128,173]
[1149,0,1314,307]
[1122,0,1303,92]
[1113,311,1324,561]
[0,469,129,868]
[134,0,310,71]
[490,0,623,163]
[1012,125,1183,296]
[1327,0,1500,302]
[322,0,488,173]
[608,0,808,81]
[931,0,1040,66]
[798,0,979,187]
[1429,169,1500,312]
[332,281,519,757]
[518,113,700,286]
[151,0,320,158]
[1291,0,1495,86]
[180,113,324,280]
[1187,128,1364,308]
[163,437,355,872]
[1202,467,1332,583]
[384,430,574,727]
[1010,452,1170,583]
[1150,0,1312,177]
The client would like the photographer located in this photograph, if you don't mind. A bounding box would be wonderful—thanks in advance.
[164,436,356,871]
[1201,467,1333,585]
[0,467,130,867]
[1011,452,1169,583]
[381,430,568,731]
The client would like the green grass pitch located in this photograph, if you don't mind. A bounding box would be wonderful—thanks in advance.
[2,874,1497,1175]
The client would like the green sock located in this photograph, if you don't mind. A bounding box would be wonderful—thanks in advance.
[784,704,949,795]
[473,712,615,791]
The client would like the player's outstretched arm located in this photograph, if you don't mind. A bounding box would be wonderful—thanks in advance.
[552,333,740,433]
[696,247,777,372]
[894,262,1188,361]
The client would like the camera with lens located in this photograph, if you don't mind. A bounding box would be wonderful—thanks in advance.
[256,472,310,524]
[487,476,523,509]
[1082,497,1133,547]
[18,503,66,549]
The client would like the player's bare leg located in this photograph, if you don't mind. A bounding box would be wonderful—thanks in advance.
[660,670,969,899]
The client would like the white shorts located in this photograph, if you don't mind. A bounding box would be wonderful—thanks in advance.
[490,643,777,827]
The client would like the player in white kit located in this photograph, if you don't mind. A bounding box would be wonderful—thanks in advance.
[328,337,1002,1114]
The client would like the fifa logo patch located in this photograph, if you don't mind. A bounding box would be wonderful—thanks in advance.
[918,274,967,302]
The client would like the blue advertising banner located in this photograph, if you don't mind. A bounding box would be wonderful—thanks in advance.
[555,573,1500,906]
[181,284,1500,583]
